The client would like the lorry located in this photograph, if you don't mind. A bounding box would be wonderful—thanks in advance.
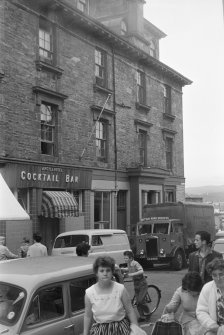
[129,202,216,270]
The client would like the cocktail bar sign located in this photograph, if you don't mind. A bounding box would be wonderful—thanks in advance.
[6,164,92,190]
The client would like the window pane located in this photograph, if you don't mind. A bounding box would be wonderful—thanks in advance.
[94,192,102,222]
[70,277,96,313]
[103,192,110,222]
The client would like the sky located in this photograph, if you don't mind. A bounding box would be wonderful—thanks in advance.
[144,0,224,188]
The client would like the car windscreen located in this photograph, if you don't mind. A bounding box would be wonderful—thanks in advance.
[0,283,26,326]
[54,235,89,248]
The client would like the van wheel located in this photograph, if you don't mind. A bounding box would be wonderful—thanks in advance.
[171,251,183,271]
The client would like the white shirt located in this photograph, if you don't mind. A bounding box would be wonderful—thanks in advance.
[27,243,48,257]
[86,282,126,323]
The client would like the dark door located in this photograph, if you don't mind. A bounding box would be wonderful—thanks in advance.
[40,217,60,255]
[117,191,127,231]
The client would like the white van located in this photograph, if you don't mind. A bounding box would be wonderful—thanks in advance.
[51,229,130,266]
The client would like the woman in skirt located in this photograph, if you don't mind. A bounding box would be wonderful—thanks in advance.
[83,256,138,335]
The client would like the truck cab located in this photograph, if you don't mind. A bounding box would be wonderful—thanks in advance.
[130,217,185,270]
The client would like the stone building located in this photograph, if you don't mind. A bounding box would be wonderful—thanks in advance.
[0,0,191,253]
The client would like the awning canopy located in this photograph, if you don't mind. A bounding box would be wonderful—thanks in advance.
[41,191,79,218]
[0,173,30,220]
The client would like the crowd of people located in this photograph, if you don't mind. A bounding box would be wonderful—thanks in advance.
[1,230,224,334]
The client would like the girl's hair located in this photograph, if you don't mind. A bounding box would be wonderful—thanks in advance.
[123,250,134,259]
[206,258,224,275]
[182,271,203,293]
[93,256,115,274]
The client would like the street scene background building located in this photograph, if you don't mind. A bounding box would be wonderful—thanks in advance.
[0,0,191,253]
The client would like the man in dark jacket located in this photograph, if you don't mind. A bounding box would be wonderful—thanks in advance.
[188,230,222,283]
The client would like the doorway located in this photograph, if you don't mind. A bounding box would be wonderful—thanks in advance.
[40,217,60,255]
[117,191,127,231]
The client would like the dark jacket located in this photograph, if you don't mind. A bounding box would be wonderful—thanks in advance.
[188,249,222,283]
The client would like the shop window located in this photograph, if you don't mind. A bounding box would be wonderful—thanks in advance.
[77,0,88,13]
[40,103,57,156]
[137,70,146,105]
[25,286,64,326]
[18,189,30,212]
[165,137,173,170]
[95,48,107,88]
[39,19,53,64]
[96,120,108,161]
[163,85,172,114]
[121,20,127,35]
[94,191,110,229]
[138,130,147,166]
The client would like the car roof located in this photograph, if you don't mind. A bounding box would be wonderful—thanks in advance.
[214,238,224,243]
[56,229,126,237]
[0,256,95,292]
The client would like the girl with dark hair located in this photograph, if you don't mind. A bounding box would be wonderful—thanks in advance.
[196,258,224,334]
[164,271,205,335]
[83,256,138,335]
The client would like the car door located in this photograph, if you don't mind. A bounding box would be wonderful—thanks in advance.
[20,284,75,335]
[69,276,96,334]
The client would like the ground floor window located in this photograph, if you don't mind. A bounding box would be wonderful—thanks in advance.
[94,191,110,229]
[17,188,30,213]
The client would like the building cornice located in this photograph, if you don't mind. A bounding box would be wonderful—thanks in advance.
[35,0,192,87]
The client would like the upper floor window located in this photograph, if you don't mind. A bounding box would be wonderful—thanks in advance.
[138,130,147,166]
[95,48,107,88]
[77,0,88,13]
[165,137,173,170]
[163,85,172,114]
[121,20,127,36]
[41,103,56,156]
[39,19,53,63]
[137,70,146,105]
[96,120,107,161]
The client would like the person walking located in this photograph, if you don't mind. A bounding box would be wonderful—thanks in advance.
[27,234,48,257]
[18,237,30,258]
[83,256,138,335]
[122,250,150,322]
[0,236,18,261]
[189,231,222,284]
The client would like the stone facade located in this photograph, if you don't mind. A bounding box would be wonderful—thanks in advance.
[0,0,191,252]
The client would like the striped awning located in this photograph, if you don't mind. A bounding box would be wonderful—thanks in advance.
[41,191,79,218]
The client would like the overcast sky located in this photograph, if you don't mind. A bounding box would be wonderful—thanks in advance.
[144,0,224,188]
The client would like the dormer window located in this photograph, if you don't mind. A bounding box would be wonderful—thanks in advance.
[149,40,156,57]
[121,20,127,36]
[77,0,88,13]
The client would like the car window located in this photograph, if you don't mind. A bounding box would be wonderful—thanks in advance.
[24,285,64,327]
[91,235,102,246]
[69,276,96,313]
[54,235,89,248]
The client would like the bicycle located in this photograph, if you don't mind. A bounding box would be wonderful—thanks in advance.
[124,276,161,317]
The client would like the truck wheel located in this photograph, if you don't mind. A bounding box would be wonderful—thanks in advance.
[171,251,183,271]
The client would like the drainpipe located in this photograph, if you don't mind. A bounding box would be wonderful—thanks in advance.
[112,47,118,196]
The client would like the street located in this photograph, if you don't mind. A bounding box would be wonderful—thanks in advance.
[125,264,187,334]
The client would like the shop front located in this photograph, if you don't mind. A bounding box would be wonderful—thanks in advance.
[1,162,92,253]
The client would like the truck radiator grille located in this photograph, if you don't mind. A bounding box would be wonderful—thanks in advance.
[146,239,157,258]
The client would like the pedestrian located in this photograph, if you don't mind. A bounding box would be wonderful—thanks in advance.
[27,234,48,257]
[83,256,138,335]
[18,237,30,258]
[0,236,18,261]
[164,271,205,335]
[196,258,224,335]
[122,250,150,322]
[188,230,222,284]
[76,242,90,256]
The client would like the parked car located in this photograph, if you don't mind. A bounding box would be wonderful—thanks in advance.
[52,229,130,266]
[213,238,224,259]
[0,256,96,335]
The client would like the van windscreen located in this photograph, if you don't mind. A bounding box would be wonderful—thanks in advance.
[54,235,89,248]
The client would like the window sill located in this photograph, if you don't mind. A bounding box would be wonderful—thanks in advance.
[135,102,151,112]
[93,84,113,95]
[163,113,176,121]
[35,60,64,77]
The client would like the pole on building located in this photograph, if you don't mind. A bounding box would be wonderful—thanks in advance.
[79,93,112,160]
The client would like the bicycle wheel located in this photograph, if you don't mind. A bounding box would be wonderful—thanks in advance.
[145,285,161,315]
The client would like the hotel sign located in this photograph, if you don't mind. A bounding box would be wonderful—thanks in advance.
[5,163,92,190]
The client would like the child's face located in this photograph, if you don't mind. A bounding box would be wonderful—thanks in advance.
[124,256,132,264]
